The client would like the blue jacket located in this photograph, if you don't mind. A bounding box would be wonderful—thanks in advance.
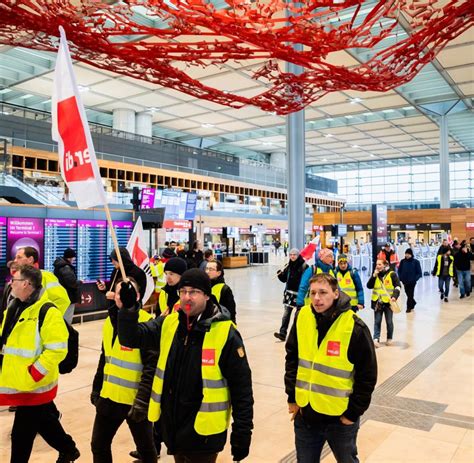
[335,265,365,306]
[398,257,422,284]
[296,259,334,306]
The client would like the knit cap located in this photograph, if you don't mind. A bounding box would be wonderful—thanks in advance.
[178,268,212,296]
[63,248,76,259]
[164,257,187,275]
[338,253,348,262]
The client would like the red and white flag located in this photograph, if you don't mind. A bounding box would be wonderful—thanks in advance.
[51,27,106,209]
[127,217,154,304]
[299,236,320,266]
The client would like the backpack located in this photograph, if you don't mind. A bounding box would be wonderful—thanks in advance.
[39,303,79,374]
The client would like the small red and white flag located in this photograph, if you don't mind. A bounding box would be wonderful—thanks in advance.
[127,217,154,304]
[299,236,320,266]
[51,27,106,209]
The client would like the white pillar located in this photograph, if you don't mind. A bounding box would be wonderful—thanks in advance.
[270,152,286,169]
[113,108,135,133]
[439,115,450,209]
[136,111,153,138]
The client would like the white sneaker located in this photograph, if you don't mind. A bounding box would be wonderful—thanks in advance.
[374,339,381,348]
[386,339,393,346]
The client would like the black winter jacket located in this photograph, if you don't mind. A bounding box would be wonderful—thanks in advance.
[211,275,236,323]
[277,256,306,292]
[53,257,82,303]
[92,304,158,417]
[118,301,253,456]
[284,293,377,423]
[453,249,473,271]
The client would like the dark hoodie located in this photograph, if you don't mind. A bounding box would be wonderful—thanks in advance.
[118,300,253,456]
[277,255,306,292]
[53,257,81,303]
[210,274,236,323]
[109,248,147,302]
[285,292,377,423]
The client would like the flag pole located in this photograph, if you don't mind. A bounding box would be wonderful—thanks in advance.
[104,203,128,282]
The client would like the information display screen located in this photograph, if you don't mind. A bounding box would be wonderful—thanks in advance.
[106,220,134,277]
[7,217,44,268]
[44,219,78,272]
[140,188,197,220]
[0,217,6,267]
[77,219,108,282]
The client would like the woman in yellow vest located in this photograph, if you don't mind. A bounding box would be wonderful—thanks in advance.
[90,279,158,462]
[367,259,401,348]
[116,269,254,462]
[157,257,187,316]
[205,259,237,323]
[285,273,377,463]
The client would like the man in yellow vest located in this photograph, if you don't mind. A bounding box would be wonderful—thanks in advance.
[13,246,71,319]
[205,259,237,323]
[117,269,254,463]
[335,254,364,312]
[285,273,377,463]
[0,265,80,463]
[432,248,454,302]
[90,279,158,462]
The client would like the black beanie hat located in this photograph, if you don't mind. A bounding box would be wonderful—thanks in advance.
[63,248,76,259]
[178,269,212,296]
[164,257,187,275]
[405,248,414,256]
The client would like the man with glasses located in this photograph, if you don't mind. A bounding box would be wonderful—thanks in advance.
[205,259,237,323]
[285,273,377,463]
[0,265,80,463]
[117,268,254,463]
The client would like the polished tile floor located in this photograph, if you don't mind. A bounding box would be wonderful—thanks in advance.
[1,254,473,462]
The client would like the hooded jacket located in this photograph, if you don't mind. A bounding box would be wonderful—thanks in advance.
[53,257,81,303]
[296,259,334,306]
[277,255,306,292]
[118,300,253,456]
[398,255,422,284]
[285,293,377,423]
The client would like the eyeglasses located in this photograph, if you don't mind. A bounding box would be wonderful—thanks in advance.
[11,278,28,283]
[178,289,204,297]
[206,267,218,272]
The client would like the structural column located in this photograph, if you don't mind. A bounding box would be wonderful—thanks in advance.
[136,111,153,139]
[439,114,450,209]
[113,108,135,133]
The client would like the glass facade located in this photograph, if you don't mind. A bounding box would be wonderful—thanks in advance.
[310,152,474,210]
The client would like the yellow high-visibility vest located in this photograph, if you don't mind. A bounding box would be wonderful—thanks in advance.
[371,272,395,303]
[154,261,166,293]
[337,271,357,307]
[148,312,233,435]
[100,309,152,405]
[295,305,355,416]
[435,255,454,277]
[211,283,224,302]
[42,270,70,316]
[158,290,180,314]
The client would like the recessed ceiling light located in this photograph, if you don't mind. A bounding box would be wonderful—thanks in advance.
[345,115,353,119]
[322,158,328,162]
[201,123,214,128]
[326,117,334,121]
[352,144,359,148]
[349,97,363,104]
[21,94,34,99]
[77,85,89,93]
[148,107,160,113]
[324,134,333,138]
[370,154,375,157]
[262,142,273,146]
[382,109,395,113]
[363,112,373,116]
[0,88,12,94]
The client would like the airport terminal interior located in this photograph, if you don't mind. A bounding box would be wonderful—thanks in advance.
[0,1,473,462]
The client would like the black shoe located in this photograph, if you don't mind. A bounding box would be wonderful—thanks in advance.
[406,309,412,313]
[130,450,142,461]
[274,332,286,341]
[56,447,80,463]
[440,293,444,300]
[444,298,448,302]
[460,295,465,299]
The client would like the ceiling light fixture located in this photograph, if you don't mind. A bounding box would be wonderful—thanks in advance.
[324,134,333,138]
[77,85,90,93]
[0,88,12,94]
[352,144,359,148]
[326,117,334,121]
[21,94,34,99]
[349,97,363,104]
[148,107,160,112]
[201,123,214,128]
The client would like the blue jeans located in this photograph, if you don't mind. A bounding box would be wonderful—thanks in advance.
[457,270,471,296]
[438,275,451,297]
[294,414,360,463]
[374,304,393,341]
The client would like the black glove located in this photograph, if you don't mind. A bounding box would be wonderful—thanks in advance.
[90,391,99,406]
[231,433,250,461]
[127,402,148,423]
[119,281,138,309]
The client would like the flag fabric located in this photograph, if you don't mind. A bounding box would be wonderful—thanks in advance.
[52,26,106,209]
[127,217,154,304]
[299,236,320,266]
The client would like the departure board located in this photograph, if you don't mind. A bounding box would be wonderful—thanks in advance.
[44,219,78,272]
[0,217,6,267]
[106,220,134,277]
[77,219,108,282]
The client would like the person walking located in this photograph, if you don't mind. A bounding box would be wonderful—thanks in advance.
[285,273,377,463]
[205,259,237,324]
[90,279,158,463]
[0,265,80,463]
[453,241,472,299]
[117,269,254,462]
[335,254,364,313]
[397,248,422,312]
[274,248,306,341]
[367,259,401,347]
[158,257,187,315]
[377,243,399,271]
[296,248,335,308]
[53,248,82,324]
[432,248,454,302]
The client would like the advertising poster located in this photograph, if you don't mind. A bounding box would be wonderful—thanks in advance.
[7,217,45,268]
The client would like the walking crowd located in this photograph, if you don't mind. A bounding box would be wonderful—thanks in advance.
[0,236,472,463]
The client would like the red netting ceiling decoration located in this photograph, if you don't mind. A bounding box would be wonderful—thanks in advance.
[0,1,472,114]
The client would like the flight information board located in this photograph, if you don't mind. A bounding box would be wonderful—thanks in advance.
[140,188,197,220]
[44,219,78,272]
[77,219,108,282]
[106,220,134,277]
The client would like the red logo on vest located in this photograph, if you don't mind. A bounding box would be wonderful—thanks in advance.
[202,349,216,366]
[327,341,340,356]
[120,345,133,352]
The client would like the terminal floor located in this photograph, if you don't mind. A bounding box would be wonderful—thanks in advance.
[1,254,473,462]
